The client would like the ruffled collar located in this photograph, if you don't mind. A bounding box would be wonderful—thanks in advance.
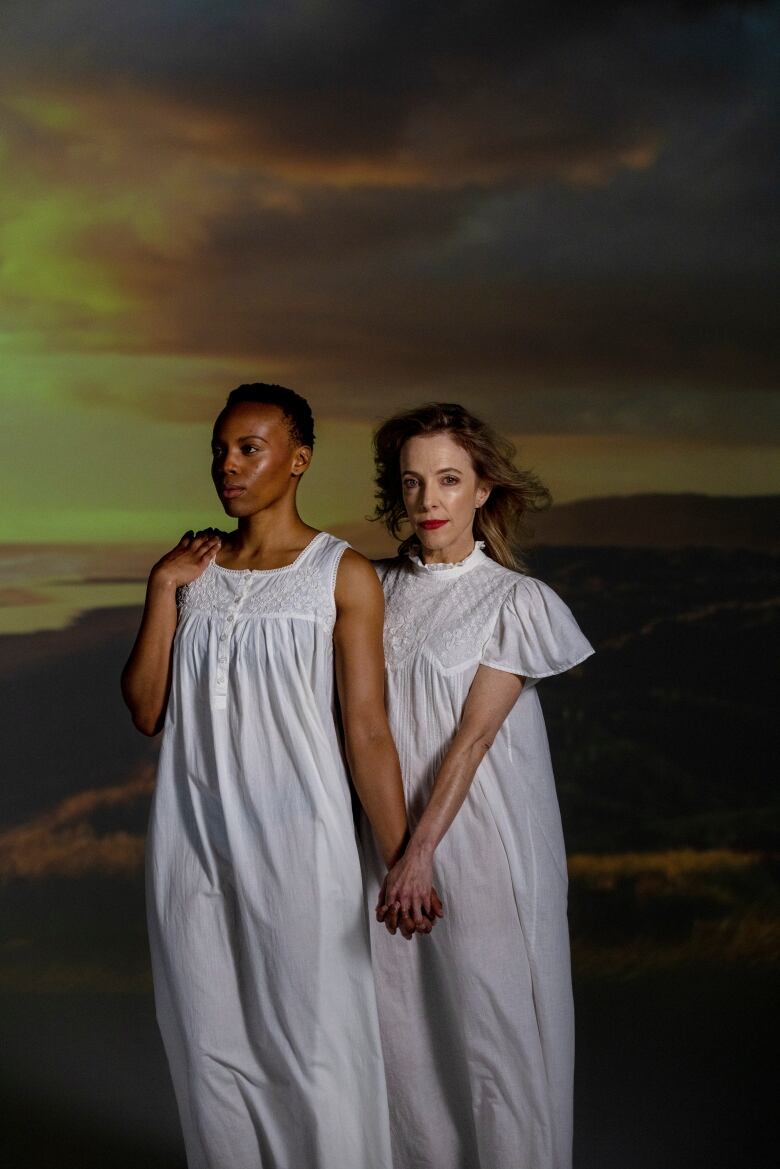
[407,541,488,579]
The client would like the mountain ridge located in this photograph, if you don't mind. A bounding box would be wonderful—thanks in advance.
[0,494,776,570]
[333,493,780,556]
[526,492,779,551]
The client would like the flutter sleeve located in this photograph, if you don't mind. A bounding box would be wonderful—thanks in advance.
[480,576,594,684]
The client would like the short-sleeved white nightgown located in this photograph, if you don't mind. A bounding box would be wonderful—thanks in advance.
[146,531,393,1169]
[366,542,594,1169]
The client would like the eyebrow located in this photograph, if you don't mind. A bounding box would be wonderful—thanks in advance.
[212,433,269,444]
[402,466,464,476]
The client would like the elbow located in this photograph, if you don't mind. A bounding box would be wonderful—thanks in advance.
[461,731,493,762]
[132,713,163,738]
[345,720,392,757]
[126,701,163,736]
[475,738,493,760]
[121,685,163,737]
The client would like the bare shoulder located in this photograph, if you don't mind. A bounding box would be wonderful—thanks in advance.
[334,547,384,611]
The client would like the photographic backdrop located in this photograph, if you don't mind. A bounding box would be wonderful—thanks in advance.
[1,4,778,1167]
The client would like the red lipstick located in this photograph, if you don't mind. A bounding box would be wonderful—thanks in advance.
[419,520,448,530]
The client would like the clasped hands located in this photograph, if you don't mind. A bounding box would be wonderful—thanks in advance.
[376,841,444,940]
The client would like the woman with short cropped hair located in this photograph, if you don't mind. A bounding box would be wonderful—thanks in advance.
[122,383,431,1169]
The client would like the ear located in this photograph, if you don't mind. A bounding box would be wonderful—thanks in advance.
[291,445,313,478]
[475,481,491,509]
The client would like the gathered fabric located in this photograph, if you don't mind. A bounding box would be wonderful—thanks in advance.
[147,532,393,1169]
[367,544,594,1169]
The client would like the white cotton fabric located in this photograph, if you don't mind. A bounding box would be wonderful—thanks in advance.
[147,531,393,1169]
[366,543,594,1169]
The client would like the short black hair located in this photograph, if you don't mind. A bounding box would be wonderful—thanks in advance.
[224,383,315,449]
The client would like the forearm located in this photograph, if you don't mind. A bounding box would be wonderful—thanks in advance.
[345,727,409,868]
[121,577,178,735]
[377,733,485,933]
[409,668,524,860]
[409,734,490,859]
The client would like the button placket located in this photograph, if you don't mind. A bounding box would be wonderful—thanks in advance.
[213,576,249,706]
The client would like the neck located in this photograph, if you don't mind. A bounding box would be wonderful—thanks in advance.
[419,536,477,565]
[233,498,311,558]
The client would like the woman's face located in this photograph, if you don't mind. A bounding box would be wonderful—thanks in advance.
[400,432,490,563]
[211,402,309,518]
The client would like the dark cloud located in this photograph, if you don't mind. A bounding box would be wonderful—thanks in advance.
[1,1,776,442]
[72,188,775,439]
[2,1,775,183]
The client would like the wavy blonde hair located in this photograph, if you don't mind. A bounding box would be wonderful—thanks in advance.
[372,402,551,570]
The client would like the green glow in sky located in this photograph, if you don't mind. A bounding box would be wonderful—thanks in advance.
[0,55,776,547]
[2,365,778,542]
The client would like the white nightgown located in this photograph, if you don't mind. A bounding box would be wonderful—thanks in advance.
[367,542,594,1169]
[146,531,393,1169]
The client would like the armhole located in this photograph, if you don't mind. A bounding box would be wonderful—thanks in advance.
[329,539,351,621]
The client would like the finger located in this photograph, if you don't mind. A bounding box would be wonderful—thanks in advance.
[198,538,221,562]
[195,535,219,551]
[421,901,439,930]
[395,895,410,917]
[411,900,430,935]
[169,532,194,557]
[431,888,445,918]
[385,904,399,935]
[376,903,389,923]
[399,913,415,940]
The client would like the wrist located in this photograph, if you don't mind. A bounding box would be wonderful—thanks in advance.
[407,832,436,862]
[148,567,180,594]
[381,829,409,870]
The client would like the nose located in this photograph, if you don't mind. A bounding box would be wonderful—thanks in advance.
[420,480,438,511]
[213,449,238,476]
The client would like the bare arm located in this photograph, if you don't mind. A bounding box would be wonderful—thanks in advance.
[380,664,524,935]
[121,532,221,736]
[333,551,409,869]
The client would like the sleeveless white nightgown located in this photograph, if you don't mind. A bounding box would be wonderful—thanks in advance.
[146,531,393,1169]
[367,543,594,1169]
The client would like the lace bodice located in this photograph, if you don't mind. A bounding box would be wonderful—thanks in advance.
[177,531,341,632]
[173,531,347,711]
[380,550,516,671]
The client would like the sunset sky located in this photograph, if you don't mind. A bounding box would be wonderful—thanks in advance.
[1,1,778,542]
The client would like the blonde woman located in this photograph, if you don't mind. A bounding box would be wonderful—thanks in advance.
[368,403,594,1169]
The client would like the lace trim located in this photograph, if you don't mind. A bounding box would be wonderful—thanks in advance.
[211,530,327,576]
[406,541,487,576]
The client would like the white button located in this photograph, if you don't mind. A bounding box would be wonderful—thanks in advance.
[216,672,225,685]
[227,614,235,623]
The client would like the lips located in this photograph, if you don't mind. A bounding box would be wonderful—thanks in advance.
[419,519,448,530]
[220,485,246,499]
